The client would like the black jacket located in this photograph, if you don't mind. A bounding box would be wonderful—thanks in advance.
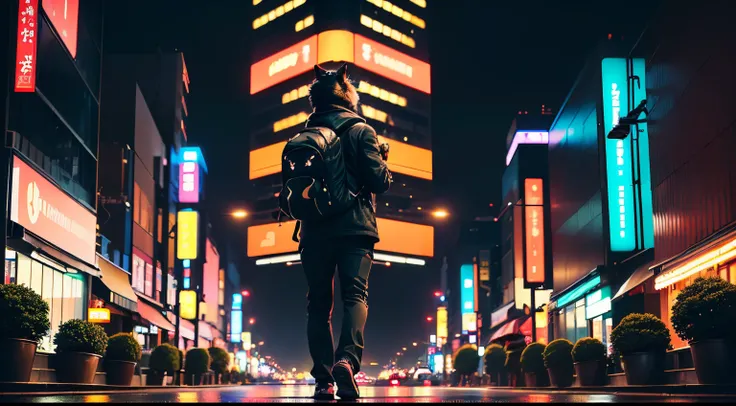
[297,105,392,247]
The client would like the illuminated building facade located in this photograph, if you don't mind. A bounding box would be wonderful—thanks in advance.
[489,114,554,347]
[247,0,434,266]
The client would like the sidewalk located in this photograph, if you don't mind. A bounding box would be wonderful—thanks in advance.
[0,382,240,396]
[485,384,736,396]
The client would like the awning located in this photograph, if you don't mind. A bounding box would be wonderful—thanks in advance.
[550,267,603,310]
[489,316,532,343]
[491,302,516,329]
[180,318,195,340]
[613,264,655,300]
[22,231,100,277]
[651,222,736,290]
[137,299,176,331]
[96,255,138,311]
[198,321,213,340]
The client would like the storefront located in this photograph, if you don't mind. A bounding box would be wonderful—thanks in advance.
[548,269,614,354]
[92,254,139,336]
[136,294,176,350]
[4,154,98,353]
[651,225,736,350]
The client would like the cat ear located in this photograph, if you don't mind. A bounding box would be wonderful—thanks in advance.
[314,65,328,78]
[336,64,348,83]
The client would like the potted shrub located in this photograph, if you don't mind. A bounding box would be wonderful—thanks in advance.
[453,344,480,386]
[0,284,50,382]
[572,337,606,386]
[484,344,507,385]
[521,342,548,387]
[185,348,211,386]
[671,276,736,384]
[504,340,527,387]
[610,313,671,385]
[148,343,181,386]
[208,347,230,384]
[53,319,108,383]
[543,339,574,388]
[104,333,142,386]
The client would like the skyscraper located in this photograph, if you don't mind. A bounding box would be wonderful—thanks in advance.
[246,0,434,267]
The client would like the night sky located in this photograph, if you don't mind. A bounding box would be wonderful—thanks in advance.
[104,0,657,374]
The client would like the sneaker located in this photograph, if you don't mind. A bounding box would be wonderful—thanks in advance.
[332,359,360,400]
[313,382,335,400]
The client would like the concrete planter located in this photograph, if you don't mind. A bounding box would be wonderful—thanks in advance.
[0,338,37,383]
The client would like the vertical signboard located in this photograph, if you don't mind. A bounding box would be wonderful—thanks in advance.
[176,211,199,260]
[42,0,79,58]
[460,264,476,333]
[179,290,197,320]
[14,0,38,92]
[479,250,490,282]
[601,58,654,252]
[523,178,546,285]
[436,306,448,340]
[179,161,200,203]
[231,310,243,343]
[242,332,252,349]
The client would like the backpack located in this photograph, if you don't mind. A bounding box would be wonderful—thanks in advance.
[278,118,363,223]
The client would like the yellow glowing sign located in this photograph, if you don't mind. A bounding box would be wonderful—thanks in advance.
[177,211,199,260]
[360,14,415,48]
[436,306,448,339]
[88,308,110,323]
[242,331,252,348]
[179,290,197,320]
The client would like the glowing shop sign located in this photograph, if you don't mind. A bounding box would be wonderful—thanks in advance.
[231,310,243,343]
[601,58,654,252]
[179,290,197,320]
[524,178,546,285]
[88,308,110,323]
[177,211,199,260]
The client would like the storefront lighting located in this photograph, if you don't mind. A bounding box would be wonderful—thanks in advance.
[254,252,425,266]
[556,275,601,309]
[654,238,736,290]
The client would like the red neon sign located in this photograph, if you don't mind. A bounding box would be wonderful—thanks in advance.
[42,0,79,59]
[524,178,545,285]
[353,34,431,94]
[14,0,39,93]
[250,35,318,95]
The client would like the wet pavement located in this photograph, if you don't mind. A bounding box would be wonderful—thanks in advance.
[1,385,734,403]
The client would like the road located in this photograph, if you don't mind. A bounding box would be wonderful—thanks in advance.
[1,385,734,403]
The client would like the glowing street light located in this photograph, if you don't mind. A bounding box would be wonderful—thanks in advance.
[433,291,442,297]
[412,342,418,347]
[402,347,407,351]
[432,209,449,219]
[426,316,434,322]
[249,318,256,325]
[232,210,248,219]
[242,290,251,297]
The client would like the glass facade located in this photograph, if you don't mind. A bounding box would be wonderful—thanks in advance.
[5,250,87,353]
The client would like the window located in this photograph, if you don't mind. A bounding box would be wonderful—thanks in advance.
[132,254,146,292]
[294,15,314,32]
[282,85,310,104]
[145,263,153,297]
[360,15,416,48]
[360,104,390,123]
[253,0,307,30]
[155,267,163,302]
[357,81,407,107]
[133,183,141,224]
[273,112,309,132]
[575,299,587,341]
[12,253,85,353]
[133,182,154,234]
[364,0,426,29]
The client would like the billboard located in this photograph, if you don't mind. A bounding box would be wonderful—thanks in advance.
[203,239,219,324]
[179,161,200,203]
[250,35,317,95]
[14,0,38,92]
[247,218,434,258]
[354,34,431,94]
[9,155,97,265]
[42,0,79,58]
[523,178,546,285]
[179,290,197,320]
[176,211,199,260]
[601,58,654,252]
[250,137,432,181]
[231,310,243,343]
[460,264,476,332]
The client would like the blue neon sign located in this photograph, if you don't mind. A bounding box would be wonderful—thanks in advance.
[601,58,654,252]
[460,264,475,316]
[232,293,243,310]
[231,310,243,343]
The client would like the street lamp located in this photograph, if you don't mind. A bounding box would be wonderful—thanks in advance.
[412,342,418,347]
[426,316,433,322]
[433,291,442,297]
[242,290,251,297]
[231,209,248,219]
[431,209,449,219]
[249,318,256,325]
[402,347,407,351]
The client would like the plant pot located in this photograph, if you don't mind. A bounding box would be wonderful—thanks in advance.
[104,360,137,386]
[0,338,37,383]
[574,360,605,386]
[621,352,664,385]
[547,365,574,388]
[55,352,102,384]
[691,339,735,385]
[146,370,167,386]
[524,371,549,387]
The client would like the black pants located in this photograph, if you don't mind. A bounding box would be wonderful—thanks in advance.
[300,238,374,384]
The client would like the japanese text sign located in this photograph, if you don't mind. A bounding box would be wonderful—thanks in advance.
[353,34,431,94]
[250,35,317,95]
[176,210,199,260]
[524,178,546,285]
[14,0,38,92]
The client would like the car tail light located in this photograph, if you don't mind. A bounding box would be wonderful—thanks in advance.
[390,379,399,386]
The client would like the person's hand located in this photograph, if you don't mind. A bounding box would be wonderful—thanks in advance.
[379,143,390,161]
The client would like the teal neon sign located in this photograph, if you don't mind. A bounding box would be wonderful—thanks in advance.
[601,58,654,252]
[556,275,600,309]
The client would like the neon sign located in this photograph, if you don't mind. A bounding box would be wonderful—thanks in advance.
[601,58,654,252]
[506,131,549,166]
[14,0,38,92]
[177,211,199,260]
[460,264,476,333]
[524,178,546,285]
